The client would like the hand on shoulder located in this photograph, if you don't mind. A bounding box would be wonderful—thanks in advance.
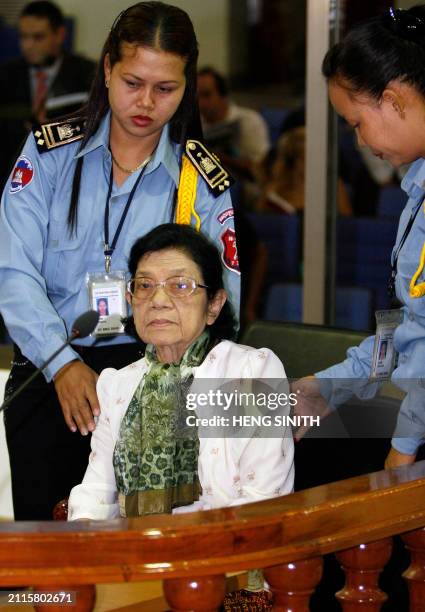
[54,360,99,435]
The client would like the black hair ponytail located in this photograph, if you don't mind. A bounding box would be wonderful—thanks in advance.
[322,5,425,100]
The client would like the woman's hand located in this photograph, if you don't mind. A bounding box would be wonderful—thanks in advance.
[384,447,416,470]
[54,361,100,435]
[290,376,330,440]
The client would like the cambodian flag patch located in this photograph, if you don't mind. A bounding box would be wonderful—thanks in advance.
[217,208,234,225]
[220,228,240,274]
[10,156,34,194]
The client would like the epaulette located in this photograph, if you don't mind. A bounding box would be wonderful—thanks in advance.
[32,116,86,154]
[185,140,234,197]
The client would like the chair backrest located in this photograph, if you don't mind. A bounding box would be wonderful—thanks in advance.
[377,185,406,218]
[247,213,301,284]
[259,107,289,145]
[336,217,398,310]
[241,320,368,378]
[335,286,372,330]
[263,283,372,331]
[263,283,302,322]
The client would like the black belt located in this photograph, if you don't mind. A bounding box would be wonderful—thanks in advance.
[12,341,143,365]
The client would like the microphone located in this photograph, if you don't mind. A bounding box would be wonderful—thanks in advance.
[71,310,100,339]
[0,310,100,413]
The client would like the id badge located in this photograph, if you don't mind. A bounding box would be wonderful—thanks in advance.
[370,309,403,381]
[86,271,127,336]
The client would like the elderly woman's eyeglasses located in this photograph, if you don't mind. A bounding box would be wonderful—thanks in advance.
[127,276,209,299]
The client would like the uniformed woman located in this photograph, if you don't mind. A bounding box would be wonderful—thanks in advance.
[0,1,239,520]
[295,6,425,470]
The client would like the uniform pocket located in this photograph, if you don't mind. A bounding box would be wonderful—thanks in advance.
[44,221,87,296]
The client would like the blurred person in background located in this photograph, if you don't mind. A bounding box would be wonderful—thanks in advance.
[198,66,270,188]
[0,1,95,190]
[257,126,352,216]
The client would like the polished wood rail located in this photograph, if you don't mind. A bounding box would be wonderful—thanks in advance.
[1,461,425,611]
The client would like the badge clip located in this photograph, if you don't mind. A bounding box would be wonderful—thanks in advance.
[104,244,112,274]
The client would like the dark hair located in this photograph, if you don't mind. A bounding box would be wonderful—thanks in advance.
[67,1,201,233]
[21,1,64,29]
[322,5,425,99]
[198,66,229,97]
[125,223,237,342]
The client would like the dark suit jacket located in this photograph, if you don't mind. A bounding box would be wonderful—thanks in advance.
[0,53,96,189]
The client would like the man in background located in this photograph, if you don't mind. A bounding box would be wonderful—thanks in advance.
[198,66,270,184]
[0,1,95,190]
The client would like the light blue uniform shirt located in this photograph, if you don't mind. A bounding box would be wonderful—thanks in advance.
[317,158,425,455]
[0,113,240,381]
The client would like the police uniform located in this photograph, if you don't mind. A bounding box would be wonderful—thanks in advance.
[316,157,425,457]
[0,111,240,519]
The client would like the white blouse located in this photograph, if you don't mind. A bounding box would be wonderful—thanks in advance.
[68,340,294,520]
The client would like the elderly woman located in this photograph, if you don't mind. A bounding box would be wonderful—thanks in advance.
[68,224,294,520]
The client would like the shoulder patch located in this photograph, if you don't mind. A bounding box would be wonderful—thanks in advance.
[217,207,234,225]
[32,116,86,154]
[220,227,240,274]
[10,156,34,194]
[185,140,234,197]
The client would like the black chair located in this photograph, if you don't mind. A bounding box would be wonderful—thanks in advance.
[241,319,368,378]
[241,320,398,484]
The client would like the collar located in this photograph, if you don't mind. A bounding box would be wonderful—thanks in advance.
[145,123,180,187]
[75,111,111,159]
[226,102,240,122]
[401,158,425,200]
[145,330,211,368]
[29,55,62,76]
[75,112,180,187]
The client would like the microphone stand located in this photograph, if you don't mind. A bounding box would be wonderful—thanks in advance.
[0,310,99,414]
[0,333,79,414]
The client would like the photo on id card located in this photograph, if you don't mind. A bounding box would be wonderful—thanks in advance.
[87,271,127,336]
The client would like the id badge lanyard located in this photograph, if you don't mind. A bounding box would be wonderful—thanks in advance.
[103,160,149,273]
[371,199,424,380]
[86,159,149,337]
[388,199,423,300]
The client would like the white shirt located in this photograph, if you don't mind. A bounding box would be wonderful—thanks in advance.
[68,340,294,520]
[202,103,270,163]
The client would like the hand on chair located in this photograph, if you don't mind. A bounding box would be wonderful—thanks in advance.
[384,447,416,470]
[290,376,330,441]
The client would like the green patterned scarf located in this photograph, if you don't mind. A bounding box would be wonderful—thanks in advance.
[113,330,211,517]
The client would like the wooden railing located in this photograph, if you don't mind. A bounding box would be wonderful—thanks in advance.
[1,461,425,611]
